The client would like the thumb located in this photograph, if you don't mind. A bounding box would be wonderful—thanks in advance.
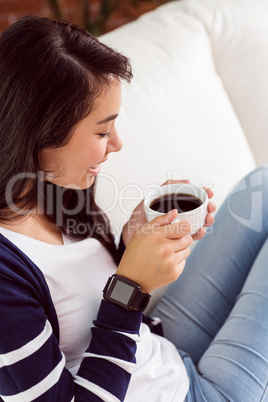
[151,209,178,227]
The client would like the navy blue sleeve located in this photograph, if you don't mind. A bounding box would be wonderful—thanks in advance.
[0,237,142,402]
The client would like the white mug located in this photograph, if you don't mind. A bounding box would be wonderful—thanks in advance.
[144,183,208,235]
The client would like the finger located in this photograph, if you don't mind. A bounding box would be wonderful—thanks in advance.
[148,209,178,229]
[162,220,192,239]
[203,187,214,199]
[175,246,191,264]
[161,179,190,186]
[191,227,206,241]
[171,234,193,252]
[207,201,216,213]
[204,213,214,226]
[166,257,188,284]
[176,260,187,278]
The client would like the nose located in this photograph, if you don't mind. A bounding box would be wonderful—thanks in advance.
[106,123,122,154]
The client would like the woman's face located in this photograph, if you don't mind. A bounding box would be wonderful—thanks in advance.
[39,78,122,189]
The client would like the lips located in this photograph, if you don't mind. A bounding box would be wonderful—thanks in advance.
[88,157,108,175]
[88,165,100,175]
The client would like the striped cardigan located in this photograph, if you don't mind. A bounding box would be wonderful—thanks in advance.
[0,234,143,401]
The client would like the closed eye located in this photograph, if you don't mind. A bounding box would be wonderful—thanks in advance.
[98,133,111,138]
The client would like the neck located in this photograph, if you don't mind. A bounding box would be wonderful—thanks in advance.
[0,213,63,245]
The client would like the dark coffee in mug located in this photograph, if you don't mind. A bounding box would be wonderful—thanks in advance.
[149,193,202,214]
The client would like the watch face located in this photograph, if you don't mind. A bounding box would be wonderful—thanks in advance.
[103,275,150,311]
[110,281,135,305]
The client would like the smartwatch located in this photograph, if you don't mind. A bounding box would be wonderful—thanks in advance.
[103,274,151,311]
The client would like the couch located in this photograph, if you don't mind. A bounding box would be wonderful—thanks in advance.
[96,0,268,308]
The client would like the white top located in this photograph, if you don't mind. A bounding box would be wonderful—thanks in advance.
[0,227,189,401]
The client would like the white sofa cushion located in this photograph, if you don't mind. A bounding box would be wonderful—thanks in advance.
[97,0,257,237]
[178,0,268,165]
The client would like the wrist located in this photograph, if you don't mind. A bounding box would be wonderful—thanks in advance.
[103,274,151,312]
[95,300,143,331]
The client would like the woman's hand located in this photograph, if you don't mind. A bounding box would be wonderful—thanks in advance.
[122,179,216,246]
[192,186,216,241]
[117,209,192,294]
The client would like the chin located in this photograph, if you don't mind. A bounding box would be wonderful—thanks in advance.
[55,176,95,190]
[81,175,95,190]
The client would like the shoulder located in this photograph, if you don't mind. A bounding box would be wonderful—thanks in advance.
[0,233,54,310]
[0,233,59,338]
[0,233,44,280]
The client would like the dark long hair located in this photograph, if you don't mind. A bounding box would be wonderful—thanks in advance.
[0,16,132,264]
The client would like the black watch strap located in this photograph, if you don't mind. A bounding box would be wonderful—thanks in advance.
[103,274,151,312]
[129,287,151,311]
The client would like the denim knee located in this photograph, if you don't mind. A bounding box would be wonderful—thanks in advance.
[227,165,268,234]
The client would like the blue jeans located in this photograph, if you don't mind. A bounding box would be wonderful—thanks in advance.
[151,166,268,402]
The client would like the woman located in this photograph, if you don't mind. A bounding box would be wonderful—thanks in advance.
[0,15,267,402]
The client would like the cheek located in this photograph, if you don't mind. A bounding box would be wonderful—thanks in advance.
[84,140,106,164]
[39,149,61,173]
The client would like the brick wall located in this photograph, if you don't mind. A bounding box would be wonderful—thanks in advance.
[0,0,163,35]
[0,0,51,32]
